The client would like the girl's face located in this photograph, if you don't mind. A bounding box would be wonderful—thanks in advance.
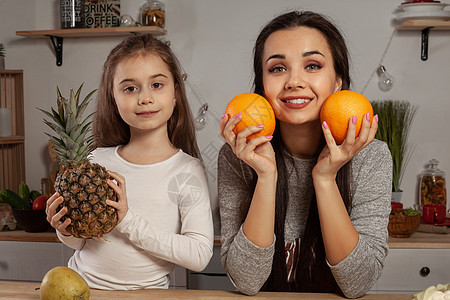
[262,26,342,126]
[113,53,176,135]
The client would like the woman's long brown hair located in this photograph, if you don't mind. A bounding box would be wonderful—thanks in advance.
[93,34,201,159]
[252,11,353,294]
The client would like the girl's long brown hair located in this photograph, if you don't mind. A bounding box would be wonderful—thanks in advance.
[252,11,353,294]
[93,34,201,159]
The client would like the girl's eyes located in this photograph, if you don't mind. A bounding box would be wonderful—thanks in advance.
[151,82,163,89]
[124,86,138,93]
[122,82,164,93]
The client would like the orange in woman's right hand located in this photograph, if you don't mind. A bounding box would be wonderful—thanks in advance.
[220,111,276,177]
[224,93,276,141]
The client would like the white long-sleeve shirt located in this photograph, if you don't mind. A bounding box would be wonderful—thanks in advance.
[57,146,214,290]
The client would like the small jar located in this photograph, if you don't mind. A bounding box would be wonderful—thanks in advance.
[41,178,51,197]
[140,0,165,27]
[419,159,447,207]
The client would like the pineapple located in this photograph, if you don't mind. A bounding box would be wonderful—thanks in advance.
[39,84,118,238]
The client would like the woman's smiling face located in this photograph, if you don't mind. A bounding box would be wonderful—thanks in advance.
[262,26,342,126]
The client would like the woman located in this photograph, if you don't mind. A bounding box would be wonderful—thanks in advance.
[218,11,392,298]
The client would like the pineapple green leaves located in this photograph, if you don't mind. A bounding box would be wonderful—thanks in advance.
[38,84,97,167]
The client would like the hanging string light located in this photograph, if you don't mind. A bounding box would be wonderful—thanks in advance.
[195,104,209,130]
[360,27,397,94]
[377,65,395,92]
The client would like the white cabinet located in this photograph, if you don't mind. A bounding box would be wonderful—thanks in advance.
[371,248,450,294]
[0,241,74,282]
[169,265,187,289]
[186,246,235,291]
[0,239,186,287]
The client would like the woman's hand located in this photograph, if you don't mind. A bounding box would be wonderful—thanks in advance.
[45,192,72,236]
[220,113,277,177]
[105,170,128,223]
[313,113,379,181]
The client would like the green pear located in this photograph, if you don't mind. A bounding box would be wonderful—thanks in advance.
[40,266,90,300]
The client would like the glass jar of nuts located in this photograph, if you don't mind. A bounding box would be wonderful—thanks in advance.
[141,0,165,27]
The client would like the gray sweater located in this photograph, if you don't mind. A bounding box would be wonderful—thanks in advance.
[218,139,392,298]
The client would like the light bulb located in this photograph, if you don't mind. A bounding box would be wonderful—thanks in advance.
[120,14,140,27]
[195,104,209,131]
[377,65,394,92]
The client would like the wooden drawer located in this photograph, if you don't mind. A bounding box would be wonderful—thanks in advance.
[371,248,450,293]
[0,241,74,281]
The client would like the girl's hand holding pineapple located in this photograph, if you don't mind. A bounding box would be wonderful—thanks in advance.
[46,192,72,236]
[46,169,129,236]
[105,170,128,223]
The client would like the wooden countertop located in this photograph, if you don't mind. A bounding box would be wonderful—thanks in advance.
[388,231,450,249]
[0,229,60,243]
[1,230,450,248]
[0,281,411,300]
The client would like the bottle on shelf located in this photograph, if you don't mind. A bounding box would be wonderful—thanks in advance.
[41,178,51,197]
[140,0,165,27]
[419,159,447,208]
[60,0,85,29]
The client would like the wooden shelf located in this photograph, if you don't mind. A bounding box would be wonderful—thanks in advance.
[0,70,23,74]
[0,136,24,145]
[15,27,167,66]
[398,20,450,31]
[397,20,450,61]
[16,26,166,38]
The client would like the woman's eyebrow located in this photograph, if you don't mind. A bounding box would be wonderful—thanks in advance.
[266,54,285,63]
[303,50,324,57]
[266,50,324,63]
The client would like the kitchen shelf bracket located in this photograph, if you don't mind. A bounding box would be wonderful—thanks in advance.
[48,35,63,66]
[421,27,433,61]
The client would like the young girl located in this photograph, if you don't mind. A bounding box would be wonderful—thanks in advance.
[218,11,392,298]
[46,34,214,290]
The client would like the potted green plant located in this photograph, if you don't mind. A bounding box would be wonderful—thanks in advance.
[0,43,5,70]
[372,100,418,202]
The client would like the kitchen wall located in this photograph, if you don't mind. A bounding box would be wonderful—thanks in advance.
[0,0,449,233]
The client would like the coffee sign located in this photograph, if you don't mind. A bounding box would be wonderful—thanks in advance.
[84,0,120,28]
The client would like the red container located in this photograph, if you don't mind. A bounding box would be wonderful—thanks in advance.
[391,202,403,210]
[422,204,446,224]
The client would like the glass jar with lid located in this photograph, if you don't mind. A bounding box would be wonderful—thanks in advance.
[41,177,51,197]
[141,0,165,27]
[419,159,447,207]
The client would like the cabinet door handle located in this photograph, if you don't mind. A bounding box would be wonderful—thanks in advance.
[420,266,430,277]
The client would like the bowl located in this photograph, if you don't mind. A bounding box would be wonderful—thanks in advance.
[400,2,448,11]
[401,0,442,4]
[12,209,49,232]
[388,209,421,238]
